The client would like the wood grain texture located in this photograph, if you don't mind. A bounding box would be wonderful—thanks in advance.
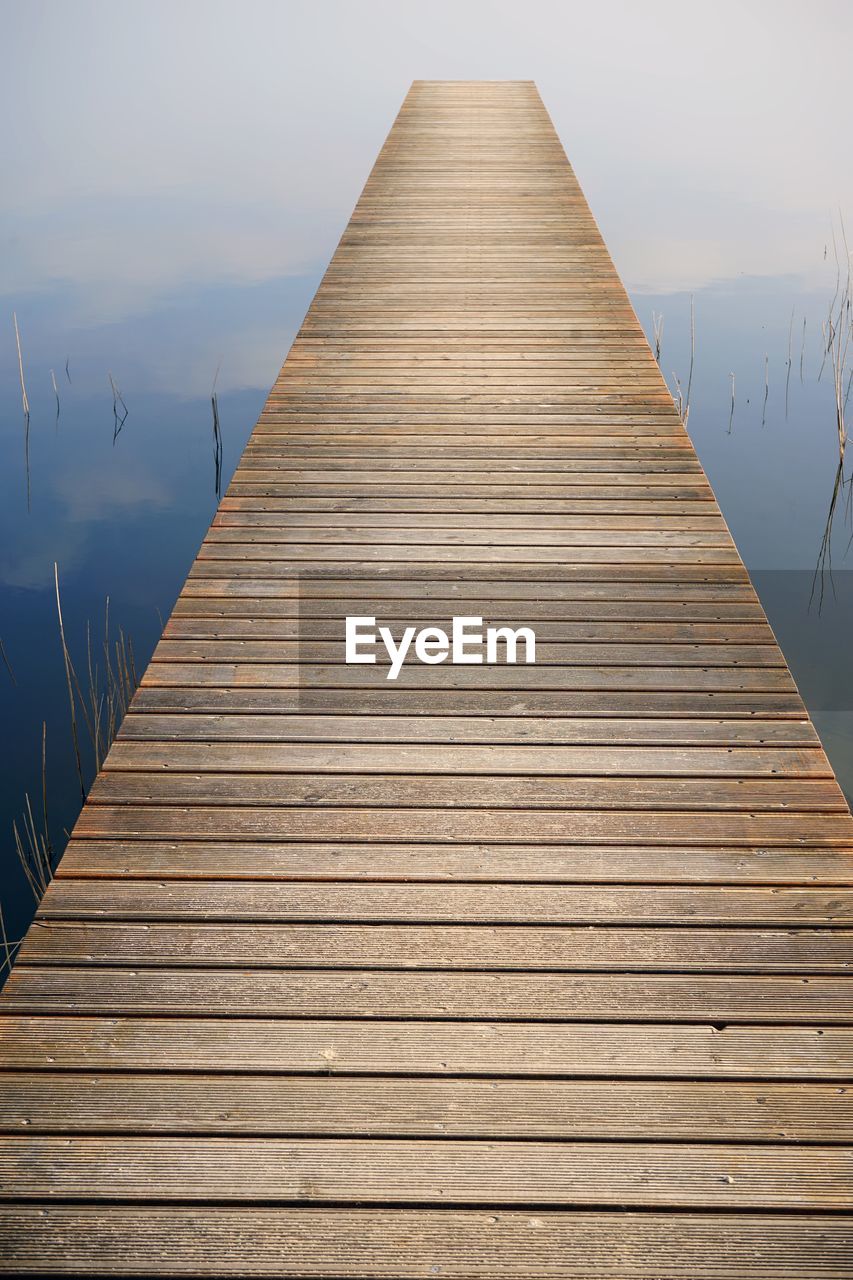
[0,1016,850,1077]
[17,921,853,972]
[0,1074,849,1141]
[1,1136,850,1207]
[1,79,851,1275]
[4,966,852,1022]
[0,1209,851,1278]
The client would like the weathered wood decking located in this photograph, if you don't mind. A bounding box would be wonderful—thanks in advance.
[1,80,851,1276]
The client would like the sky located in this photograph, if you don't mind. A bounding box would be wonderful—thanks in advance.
[2,0,851,327]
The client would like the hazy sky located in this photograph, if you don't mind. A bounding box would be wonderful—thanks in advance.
[2,0,851,319]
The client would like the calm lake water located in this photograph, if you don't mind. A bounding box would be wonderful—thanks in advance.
[1,198,851,950]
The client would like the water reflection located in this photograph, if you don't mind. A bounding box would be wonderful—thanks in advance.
[640,262,853,803]
[109,373,129,443]
[211,370,224,501]
[2,250,853,956]
[0,275,297,946]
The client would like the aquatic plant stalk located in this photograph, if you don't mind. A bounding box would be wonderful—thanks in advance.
[685,295,695,420]
[0,899,20,980]
[651,312,663,365]
[40,720,51,868]
[761,355,769,429]
[12,313,29,419]
[0,637,15,685]
[54,563,86,801]
[13,788,53,903]
[109,372,129,442]
[785,309,793,418]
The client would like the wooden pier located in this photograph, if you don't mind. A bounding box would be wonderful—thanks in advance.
[0,80,851,1275]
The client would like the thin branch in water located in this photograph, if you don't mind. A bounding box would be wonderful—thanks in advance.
[51,369,60,423]
[12,313,30,420]
[86,620,102,772]
[810,458,847,610]
[819,222,845,386]
[0,900,22,981]
[17,320,32,506]
[819,317,831,383]
[671,372,688,427]
[651,312,664,365]
[761,354,769,429]
[24,794,45,893]
[685,295,695,422]
[126,633,138,689]
[212,393,224,500]
[830,214,851,459]
[102,596,117,747]
[49,578,141,810]
[117,631,133,707]
[0,637,16,685]
[40,721,52,868]
[785,308,793,419]
[24,415,31,515]
[109,372,129,443]
[54,562,86,802]
[65,357,71,384]
[109,372,128,416]
[12,819,38,900]
[13,788,53,904]
[728,372,736,434]
[826,224,842,329]
[666,301,694,429]
[0,898,13,977]
[817,213,851,464]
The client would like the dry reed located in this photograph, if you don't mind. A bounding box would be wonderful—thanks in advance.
[0,638,15,685]
[12,313,29,419]
[651,312,664,365]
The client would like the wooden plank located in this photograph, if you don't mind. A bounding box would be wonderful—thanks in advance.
[1,1136,850,1208]
[104,741,829,777]
[0,1209,850,1278]
[69,805,853,845]
[202,531,736,550]
[5,967,852,1023]
[85,773,847,811]
[150,640,783,665]
[169,599,772,621]
[140,664,800,690]
[180,577,759,599]
[115,713,820,746]
[186,562,749,582]
[0,1017,849,1077]
[35,880,853,926]
[58,838,853,884]
[164,620,773,643]
[1,1074,848,1141]
[196,544,739,565]
[136,694,810,722]
[210,496,744,514]
[17,921,853,972]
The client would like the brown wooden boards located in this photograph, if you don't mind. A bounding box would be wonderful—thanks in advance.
[0,79,851,1276]
[0,1209,851,1279]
